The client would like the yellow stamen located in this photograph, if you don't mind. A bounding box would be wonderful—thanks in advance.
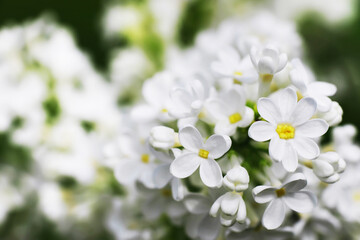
[353,191,360,202]
[276,124,295,139]
[229,113,242,124]
[161,189,172,197]
[234,71,243,76]
[296,91,304,101]
[198,111,205,119]
[141,154,150,164]
[233,79,242,85]
[276,188,286,198]
[161,108,168,113]
[198,149,209,159]
[303,160,313,169]
[260,74,273,82]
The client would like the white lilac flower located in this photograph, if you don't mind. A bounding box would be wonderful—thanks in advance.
[170,125,231,188]
[253,173,317,229]
[152,148,185,201]
[206,87,254,136]
[168,79,210,127]
[250,45,288,82]
[211,47,258,84]
[317,101,343,126]
[149,126,178,150]
[210,166,249,226]
[248,87,329,172]
[333,124,360,163]
[312,152,346,183]
[290,58,337,112]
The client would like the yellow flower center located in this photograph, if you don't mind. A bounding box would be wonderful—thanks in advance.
[276,188,286,198]
[234,71,243,76]
[198,149,209,159]
[141,154,150,164]
[276,124,295,139]
[260,74,273,82]
[353,190,360,202]
[161,108,168,113]
[296,91,304,101]
[229,113,242,124]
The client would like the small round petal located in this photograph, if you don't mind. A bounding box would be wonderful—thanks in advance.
[149,126,175,149]
[236,197,247,223]
[290,97,317,126]
[170,153,201,179]
[221,192,241,216]
[252,186,276,203]
[206,99,230,120]
[282,172,307,192]
[237,107,254,128]
[269,136,287,161]
[281,141,298,172]
[292,137,320,160]
[309,81,337,96]
[153,163,172,188]
[296,119,329,138]
[223,166,249,191]
[114,159,139,185]
[248,121,275,142]
[184,194,212,214]
[270,87,297,120]
[171,178,185,201]
[283,191,316,213]
[276,53,288,72]
[199,159,223,188]
[204,134,232,159]
[215,120,238,136]
[210,195,224,217]
[313,160,334,178]
[257,98,281,124]
[262,199,286,230]
[179,125,204,152]
[258,56,276,74]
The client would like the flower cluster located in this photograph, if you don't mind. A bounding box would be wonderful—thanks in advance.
[105,12,360,240]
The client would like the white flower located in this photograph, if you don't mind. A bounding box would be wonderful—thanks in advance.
[249,87,329,172]
[290,59,337,112]
[317,101,343,126]
[253,173,317,229]
[210,166,249,226]
[170,125,231,188]
[333,124,360,163]
[152,148,185,201]
[312,152,346,183]
[211,47,258,84]
[149,126,177,150]
[250,44,288,81]
[206,87,254,136]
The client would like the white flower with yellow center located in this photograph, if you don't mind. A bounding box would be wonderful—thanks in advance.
[249,88,329,172]
[211,47,258,84]
[206,87,254,136]
[290,58,337,112]
[210,166,249,226]
[170,125,231,188]
[253,173,317,230]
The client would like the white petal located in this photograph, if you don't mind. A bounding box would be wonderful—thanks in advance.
[269,136,287,162]
[283,191,316,213]
[262,199,286,230]
[204,134,232,159]
[292,137,320,160]
[237,107,254,127]
[185,215,203,238]
[215,120,238,136]
[276,53,288,72]
[170,153,201,178]
[258,56,276,74]
[313,95,332,112]
[221,192,241,216]
[171,178,185,201]
[308,81,337,96]
[184,194,212,214]
[179,125,203,152]
[252,186,276,203]
[210,195,225,217]
[270,87,297,120]
[114,160,139,185]
[313,160,334,178]
[282,172,307,192]
[236,197,247,223]
[281,141,298,172]
[142,197,167,220]
[199,159,223,188]
[296,119,328,138]
[198,215,221,240]
[290,97,317,126]
[211,62,232,76]
[248,121,275,142]
[153,163,172,188]
[257,98,282,124]
[206,99,230,120]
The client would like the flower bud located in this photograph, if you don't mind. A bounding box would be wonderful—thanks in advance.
[223,166,249,191]
[149,126,175,149]
[313,152,346,183]
[317,101,343,127]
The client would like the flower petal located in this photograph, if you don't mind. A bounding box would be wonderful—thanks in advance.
[308,81,337,96]
[221,192,241,216]
[171,178,185,201]
[237,107,254,128]
[114,159,139,185]
[199,158,223,188]
[257,98,281,124]
[269,135,287,162]
[296,119,328,138]
[252,186,276,203]
[249,121,275,142]
[292,137,320,160]
[236,197,247,223]
[206,98,230,120]
[282,172,307,192]
[170,153,201,178]
[270,87,297,120]
[290,97,317,126]
[281,141,298,172]
[198,215,221,240]
[204,134,232,159]
[153,163,172,188]
[184,193,212,214]
[262,199,286,230]
[283,191,316,213]
[179,125,204,152]
[210,195,225,217]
